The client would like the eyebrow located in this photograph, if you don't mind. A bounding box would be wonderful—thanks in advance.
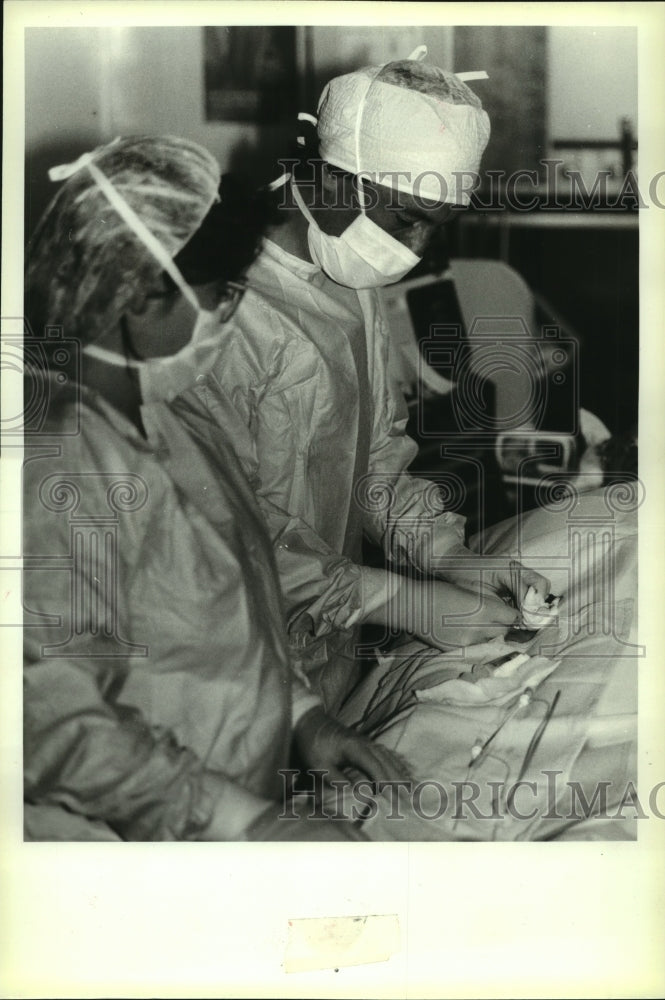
[393,204,452,223]
[372,182,452,220]
[393,205,423,217]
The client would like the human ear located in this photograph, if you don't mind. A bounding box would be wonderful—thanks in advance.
[320,162,339,197]
[320,163,362,215]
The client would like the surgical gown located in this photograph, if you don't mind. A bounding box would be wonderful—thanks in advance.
[182,238,467,709]
[23,379,313,840]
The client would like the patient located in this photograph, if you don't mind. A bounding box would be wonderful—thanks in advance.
[22,135,409,841]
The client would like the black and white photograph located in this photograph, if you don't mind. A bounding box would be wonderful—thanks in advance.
[2,1,664,997]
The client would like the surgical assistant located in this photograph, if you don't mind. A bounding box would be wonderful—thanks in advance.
[180,53,544,709]
[23,136,405,841]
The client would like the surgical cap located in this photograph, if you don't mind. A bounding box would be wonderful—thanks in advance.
[316,58,491,205]
[25,136,220,345]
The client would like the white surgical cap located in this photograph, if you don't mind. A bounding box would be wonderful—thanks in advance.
[316,58,491,205]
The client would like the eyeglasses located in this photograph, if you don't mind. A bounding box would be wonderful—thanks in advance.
[215,279,247,322]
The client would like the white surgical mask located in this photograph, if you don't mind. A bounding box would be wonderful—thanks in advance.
[49,146,232,403]
[82,298,231,404]
[286,52,425,290]
[291,177,420,289]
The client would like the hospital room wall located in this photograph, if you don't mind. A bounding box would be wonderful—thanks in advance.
[23,24,451,155]
[24,24,638,237]
[24,26,261,240]
[24,27,257,162]
[547,26,638,141]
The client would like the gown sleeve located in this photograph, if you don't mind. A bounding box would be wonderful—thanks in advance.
[23,422,270,841]
[189,335,368,642]
[359,290,468,573]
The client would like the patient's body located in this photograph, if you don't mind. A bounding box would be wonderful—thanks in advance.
[331,486,639,841]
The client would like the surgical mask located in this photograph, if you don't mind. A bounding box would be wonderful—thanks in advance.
[49,146,234,403]
[291,178,420,289]
[286,51,426,290]
[283,47,488,289]
[82,292,240,404]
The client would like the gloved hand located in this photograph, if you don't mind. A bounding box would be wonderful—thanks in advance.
[196,760,371,842]
[246,804,369,841]
[490,559,552,610]
[194,776,280,841]
[365,576,519,650]
[434,551,551,614]
[294,705,412,786]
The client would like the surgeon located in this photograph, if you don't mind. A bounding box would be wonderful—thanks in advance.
[22,135,409,842]
[178,50,550,712]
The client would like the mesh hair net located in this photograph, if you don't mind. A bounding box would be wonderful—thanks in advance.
[316,58,491,205]
[25,136,220,345]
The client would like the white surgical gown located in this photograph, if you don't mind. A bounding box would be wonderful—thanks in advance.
[182,239,466,708]
[23,379,313,840]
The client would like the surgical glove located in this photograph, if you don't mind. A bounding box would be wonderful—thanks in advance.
[437,551,551,612]
[246,803,369,841]
[194,775,277,841]
[294,705,412,786]
[365,577,519,650]
[519,585,560,628]
[493,560,552,610]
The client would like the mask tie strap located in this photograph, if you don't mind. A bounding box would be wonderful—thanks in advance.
[296,111,318,147]
[83,342,141,369]
[267,172,292,191]
[456,70,489,82]
[48,137,122,181]
[290,176,317,228]
[407,45,428,61]
[267,110,318,187]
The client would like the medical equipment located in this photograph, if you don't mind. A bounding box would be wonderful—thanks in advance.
[504,689,562,813]
[505,590,560,642]
[468,681,562,818]
[468,686,534,767]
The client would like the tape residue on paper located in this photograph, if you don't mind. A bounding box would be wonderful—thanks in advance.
[284,914,400,974]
